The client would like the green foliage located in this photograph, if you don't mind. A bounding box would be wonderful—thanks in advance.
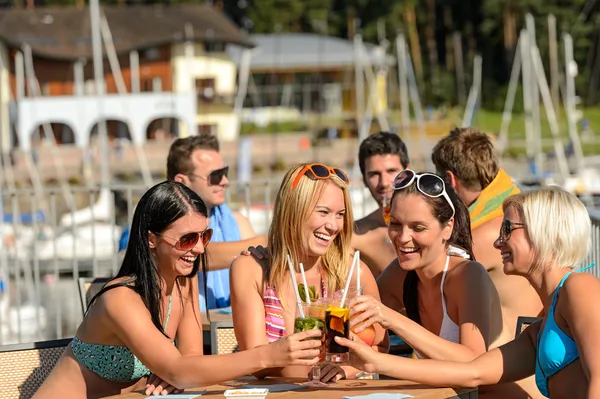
[294,316,325,332]
[240,121,307,135]
[31,0,600,107]
[248,0,307,32]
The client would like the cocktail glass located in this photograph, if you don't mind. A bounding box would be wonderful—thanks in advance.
[294,301,328,387]
[331,288,377,379]
[325,298,350,364]
[382,196,391,225]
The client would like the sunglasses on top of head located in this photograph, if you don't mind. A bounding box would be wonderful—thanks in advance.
[291,163,350,190]
[189,166,229,186]
[392,170,456,218]
[155,228,213,251]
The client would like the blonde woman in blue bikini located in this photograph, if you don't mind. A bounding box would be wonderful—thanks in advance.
[339,187,600,399]
[35,181,321,399]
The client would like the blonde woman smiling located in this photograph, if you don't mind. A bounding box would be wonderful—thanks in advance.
[230,163,388,383]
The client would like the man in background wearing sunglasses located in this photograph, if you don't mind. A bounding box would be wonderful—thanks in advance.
[119,134,267,310]
[166,134,267,310]
[353,132,410,278]
[431,128,543,341]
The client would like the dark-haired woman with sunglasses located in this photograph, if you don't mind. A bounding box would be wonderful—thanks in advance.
[337,186,599,399]
[349,171,537,398]
[35,181,322,399]
[230,163,388,383]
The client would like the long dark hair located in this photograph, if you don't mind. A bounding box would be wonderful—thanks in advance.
[88,180,209,337]
[393,172,474,325]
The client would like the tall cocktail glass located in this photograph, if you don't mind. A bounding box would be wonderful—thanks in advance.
[325,298,350,364]
[294,301,327,386]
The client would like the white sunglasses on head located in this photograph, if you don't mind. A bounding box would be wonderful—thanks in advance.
[393,170,456,218]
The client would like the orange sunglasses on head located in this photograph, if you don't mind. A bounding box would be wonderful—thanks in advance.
[291,163,350,190]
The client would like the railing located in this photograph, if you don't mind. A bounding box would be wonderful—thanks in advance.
[0,181,598,345]
[582,208,600,275]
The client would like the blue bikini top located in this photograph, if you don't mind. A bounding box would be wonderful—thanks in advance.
[535,272,580,397]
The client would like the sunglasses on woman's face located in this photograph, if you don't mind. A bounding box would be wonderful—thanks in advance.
[499,220,525,242]
[155,228,213,251]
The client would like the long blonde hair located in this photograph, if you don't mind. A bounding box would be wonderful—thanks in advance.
[267,164,354,303]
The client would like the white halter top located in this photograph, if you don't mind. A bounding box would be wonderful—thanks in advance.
[415,255,460,358]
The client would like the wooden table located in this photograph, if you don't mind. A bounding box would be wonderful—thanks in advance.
[102,377,477,399]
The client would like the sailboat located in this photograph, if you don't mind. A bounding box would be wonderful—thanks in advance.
[36,187,122,262]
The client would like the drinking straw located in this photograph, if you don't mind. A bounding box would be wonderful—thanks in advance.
[299,262,311,305]
[356,251,361,294]
[287,254,304,318]
[340,251,360,308]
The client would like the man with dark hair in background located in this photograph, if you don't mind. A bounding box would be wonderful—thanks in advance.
[352,131,410,278]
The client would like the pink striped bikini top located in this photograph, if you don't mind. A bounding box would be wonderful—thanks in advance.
[263,278,327,343]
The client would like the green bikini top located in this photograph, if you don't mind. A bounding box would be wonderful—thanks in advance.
[72,293,173,382]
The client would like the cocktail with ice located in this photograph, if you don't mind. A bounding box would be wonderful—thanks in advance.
[294,301,327,385]
[294,302,326,363]
[325,302,350,363]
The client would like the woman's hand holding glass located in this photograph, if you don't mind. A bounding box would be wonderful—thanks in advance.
[348,295,392,332]
[265,329,323,367]
[334,335,381,375]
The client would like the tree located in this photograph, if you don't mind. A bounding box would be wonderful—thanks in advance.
[247,0,306,32]
[18,0,600,107]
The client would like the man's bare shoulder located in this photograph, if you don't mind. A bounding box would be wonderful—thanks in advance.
[377,258,406,284]
[355,209,382,235]
[377,258,406,311]
[472,216,503,245]
[471,216,503,272]
[231,210,250,225]
[231,210,256,239]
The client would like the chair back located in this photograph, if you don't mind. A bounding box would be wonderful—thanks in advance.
[78,277,111,315]
[210,321,239,355]
[515,316,542,337]
[0,338,72,398]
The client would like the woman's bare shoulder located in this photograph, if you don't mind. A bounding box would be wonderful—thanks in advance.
[450,259,490,279]
[230,255,268,294]
[446,259,495,294]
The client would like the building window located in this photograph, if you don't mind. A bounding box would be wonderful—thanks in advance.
[141,78,162,92]
[205,42,225,53]
[142,47,160,61]
[196,78,216,103]
[141,79,152,92]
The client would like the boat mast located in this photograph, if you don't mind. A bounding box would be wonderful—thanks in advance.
[90,0,110,188]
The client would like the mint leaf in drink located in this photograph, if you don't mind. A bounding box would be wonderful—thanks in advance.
[294,316,325,333]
